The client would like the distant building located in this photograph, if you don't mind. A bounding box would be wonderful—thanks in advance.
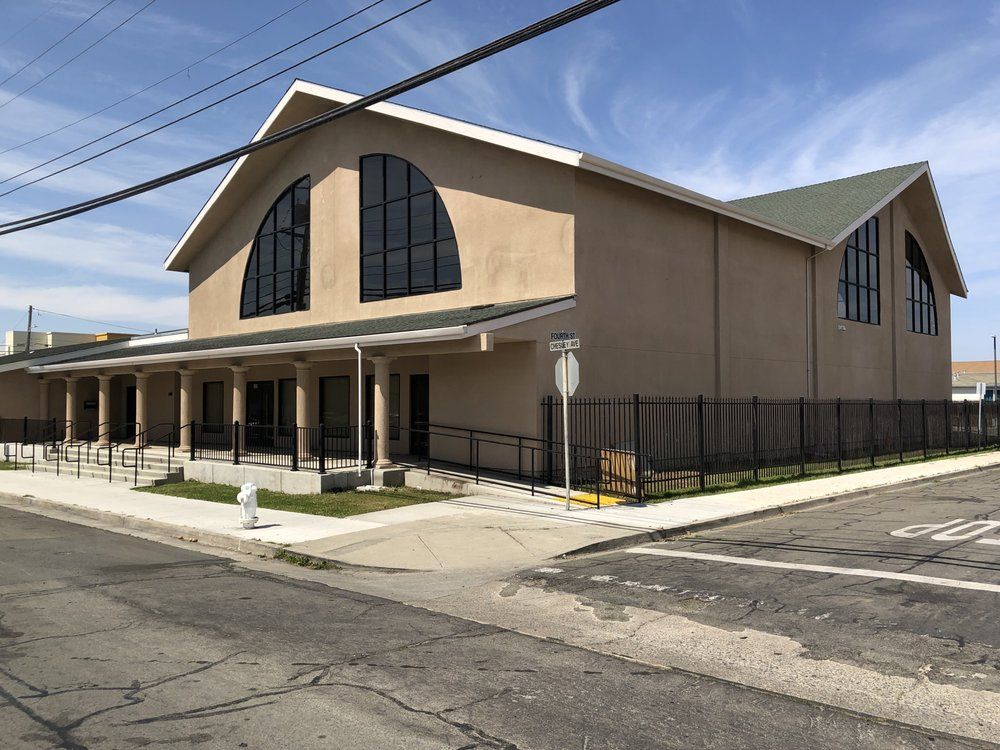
[952,361,998,401]
[2,330,133,357]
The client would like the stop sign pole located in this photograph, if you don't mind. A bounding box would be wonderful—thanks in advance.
[550,332,580,510]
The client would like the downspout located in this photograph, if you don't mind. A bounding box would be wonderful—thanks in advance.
[355,343,363,476]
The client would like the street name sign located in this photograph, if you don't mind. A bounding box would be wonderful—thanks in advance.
[550,330,580,352]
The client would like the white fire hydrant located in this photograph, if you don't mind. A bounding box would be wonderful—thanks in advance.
[236,483,258,529]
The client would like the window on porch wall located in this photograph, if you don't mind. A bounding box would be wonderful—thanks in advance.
[319,376,351,438]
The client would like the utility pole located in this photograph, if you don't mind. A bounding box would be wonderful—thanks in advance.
[24,305,33,354]
[994,335,998,403]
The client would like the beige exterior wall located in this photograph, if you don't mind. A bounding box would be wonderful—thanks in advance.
[815,196,952,400]
[186,105,576,340]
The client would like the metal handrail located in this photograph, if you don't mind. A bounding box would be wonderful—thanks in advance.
[18,421,66,474]
[96,423,141,484]
[397,424,607,507]
[122,422,179,485]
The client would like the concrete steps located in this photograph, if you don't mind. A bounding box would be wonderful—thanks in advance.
[8,443,184,487]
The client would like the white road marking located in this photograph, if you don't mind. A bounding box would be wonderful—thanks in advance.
[625,547,1000,594]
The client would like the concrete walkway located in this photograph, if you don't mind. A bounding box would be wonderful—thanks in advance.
[2,449,1000,570]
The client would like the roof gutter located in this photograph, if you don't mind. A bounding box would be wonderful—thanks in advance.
[28,325,471,374]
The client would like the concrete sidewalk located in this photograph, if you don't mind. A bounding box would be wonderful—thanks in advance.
[2,449,1000,571]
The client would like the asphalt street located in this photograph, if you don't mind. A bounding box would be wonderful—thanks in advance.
[518,469,1000,696]
[0,505,983,750]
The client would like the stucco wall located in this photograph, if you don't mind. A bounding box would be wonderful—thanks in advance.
[816,196,951,400]
[186,103,576,339]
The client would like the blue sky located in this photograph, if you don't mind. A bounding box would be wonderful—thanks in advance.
[0,0,997,359]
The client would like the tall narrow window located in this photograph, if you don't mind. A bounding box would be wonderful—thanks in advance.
[241,176,311,318]
[360,154,461,301]
[906,232,937,335]
[837,216,880,325]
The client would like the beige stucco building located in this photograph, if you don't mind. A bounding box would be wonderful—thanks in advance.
[0,80,967,470]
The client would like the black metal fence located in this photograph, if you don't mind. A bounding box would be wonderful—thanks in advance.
[543,396,999,501]
[1,417,66,444]
[189,421,374,473]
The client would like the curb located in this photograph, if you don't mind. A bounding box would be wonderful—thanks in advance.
[557,460,1000,558]
[0,491,419,573]
[1,457,998,571]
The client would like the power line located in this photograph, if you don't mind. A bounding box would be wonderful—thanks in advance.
[0,0,119,90]
[0,0,620,238]
[0,0,316,158]
[0,0,392,193]
[0,0,158,113]
[0,1,61,50]
[33,307,153,332]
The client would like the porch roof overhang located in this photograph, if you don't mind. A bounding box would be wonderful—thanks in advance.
[27,296,574,374]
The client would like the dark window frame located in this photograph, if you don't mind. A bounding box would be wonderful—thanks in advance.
[240,176,311,319]
[359,154,461,302]
[905,232,938,336]
[319,376,351,437]
[837,216,880,326]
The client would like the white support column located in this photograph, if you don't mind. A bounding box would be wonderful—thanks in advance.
[97,374,112,445]
[231,365,248,425]
[134,372,149,446]
[294,361,312,457]
[38,378,50,421]
[370,356,394,468]
[64,376,78,440]
[178,368,194,451]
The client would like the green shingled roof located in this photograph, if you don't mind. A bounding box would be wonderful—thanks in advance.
[47,296,572,366]
[728,162,926,241]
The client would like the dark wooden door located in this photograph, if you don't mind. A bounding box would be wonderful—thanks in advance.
[410,374,429,458]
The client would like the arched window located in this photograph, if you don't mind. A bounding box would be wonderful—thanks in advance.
[241,176,310,319]
[837,217,880,325]
[359,154,461,301]
[905,232,937,335]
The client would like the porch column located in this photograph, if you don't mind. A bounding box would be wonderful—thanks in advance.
[294,362,312,456]
[134,372,149,446]
[97,374,112,445]
[370,356,394,468]
[178,368,194,451]
[231,366,248,426]
[64,376,78,440]
[38,378,49,421]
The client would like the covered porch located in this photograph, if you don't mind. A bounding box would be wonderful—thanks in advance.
[22,298,572,484]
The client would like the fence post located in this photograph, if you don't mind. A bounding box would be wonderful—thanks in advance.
[317,423,326,474]
[697,395,706,490]
[22,416,28,442]
[751,396,759,482]
[799,397,806,477]
[190,421,197,461]
[897,399,904,463]
[836,397,843,472]
[291,423,299,472]
[544,395,554,484]
[869,398,876,467]
[944,400,950,455]
[233,421,240,465]
[921,399,927,459]
[632,393,643,502]
[962,401,972,451]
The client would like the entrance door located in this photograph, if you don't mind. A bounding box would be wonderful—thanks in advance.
[246,380,275,447]
[410,374,429,458]
[124,386,137,440]
[202,381,224,433]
